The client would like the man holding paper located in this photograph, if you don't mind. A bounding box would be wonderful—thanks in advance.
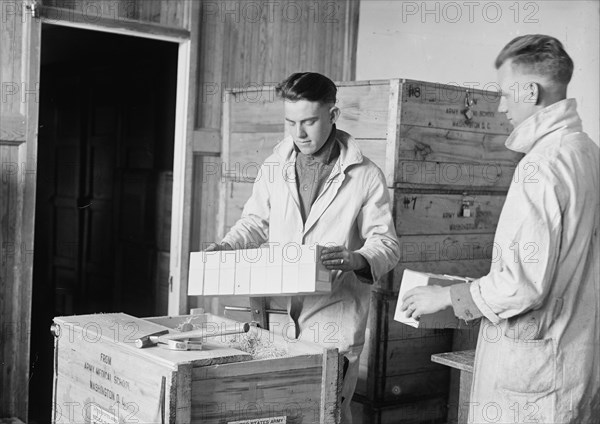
[401,35,599,423]
[207,72,400,423]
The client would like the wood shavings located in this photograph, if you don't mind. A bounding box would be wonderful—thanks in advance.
[175,315,207,332]
[175,318,288,359]
[226,333,288,359]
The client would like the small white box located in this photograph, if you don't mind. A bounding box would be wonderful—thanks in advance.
[202,251,221,296]
[188,251,205,296]
[249,248,270,295]
[281,243,303,293]
[297,245,331,294]
[234,250,251,295]
[265,247,283,295]
[394,269,470,329]
[219,250,237,295]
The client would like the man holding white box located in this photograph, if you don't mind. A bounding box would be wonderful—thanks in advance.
[207,72,400,423]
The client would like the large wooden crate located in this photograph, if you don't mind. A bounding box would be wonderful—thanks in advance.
[51,313,341,423]
[216,79,521,423]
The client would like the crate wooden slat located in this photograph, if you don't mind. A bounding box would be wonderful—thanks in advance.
[395,193,506,235]
[52,313,341,424]
[397,126,517,164]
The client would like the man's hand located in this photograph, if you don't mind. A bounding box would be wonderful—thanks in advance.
[204,242,234,252]
[321,246,367,272]
[400,286,452,320]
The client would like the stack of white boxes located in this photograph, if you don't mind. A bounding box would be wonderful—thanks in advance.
[188,244,332,296]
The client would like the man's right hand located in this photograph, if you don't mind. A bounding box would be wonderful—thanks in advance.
[204,242,234,252]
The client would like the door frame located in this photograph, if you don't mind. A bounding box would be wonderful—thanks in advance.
[38,3,198,314]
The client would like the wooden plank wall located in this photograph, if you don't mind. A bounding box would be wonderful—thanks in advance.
[191,0,360,252]
[196,0,359,130]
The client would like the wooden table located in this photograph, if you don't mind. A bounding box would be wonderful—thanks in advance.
[431,350,475,424]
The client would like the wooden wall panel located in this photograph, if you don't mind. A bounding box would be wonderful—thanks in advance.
[190,154,222,251]
[0,2,41,419]
[0,145,21,415]
[195,0,360,131]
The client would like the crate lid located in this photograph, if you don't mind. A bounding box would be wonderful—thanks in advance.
[53,313,252,368]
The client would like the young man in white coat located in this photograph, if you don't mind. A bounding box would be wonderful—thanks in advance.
[401,35,599,423]
[208,72,400,423]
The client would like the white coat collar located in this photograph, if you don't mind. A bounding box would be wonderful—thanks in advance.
[505,98,583,154]
[273,128,364,171]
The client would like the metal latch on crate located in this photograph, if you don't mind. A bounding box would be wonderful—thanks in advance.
[463,89,475,121]
[460,193,475,217]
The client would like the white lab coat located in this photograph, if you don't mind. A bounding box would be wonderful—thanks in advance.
[468,99,600,423]
[222,129,400,422]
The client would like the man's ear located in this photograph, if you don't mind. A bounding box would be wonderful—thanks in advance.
[329,106,341,124]
[528,82,540,105]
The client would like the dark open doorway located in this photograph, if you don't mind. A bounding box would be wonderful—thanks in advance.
[29,25,177,423]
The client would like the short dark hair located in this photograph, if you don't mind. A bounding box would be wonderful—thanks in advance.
[495,34,574,85]
[275,72,337,104]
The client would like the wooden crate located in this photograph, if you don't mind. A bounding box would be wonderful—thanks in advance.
[51,313,341,424]
[356,290,453,402]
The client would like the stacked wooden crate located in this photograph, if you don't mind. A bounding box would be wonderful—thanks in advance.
[217,79,521,423]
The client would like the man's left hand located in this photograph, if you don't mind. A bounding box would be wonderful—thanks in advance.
[321,246,367,272]
[400,286,452,320]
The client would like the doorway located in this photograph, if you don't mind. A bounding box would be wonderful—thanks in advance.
[29,25,177,423]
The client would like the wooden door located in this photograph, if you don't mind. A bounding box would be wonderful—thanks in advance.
[81,68,119,313]
[33,61,168,316]
[35,69,84,317]
[30,35,177,419]
[0,1,41,420]
[112,64,161,316]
